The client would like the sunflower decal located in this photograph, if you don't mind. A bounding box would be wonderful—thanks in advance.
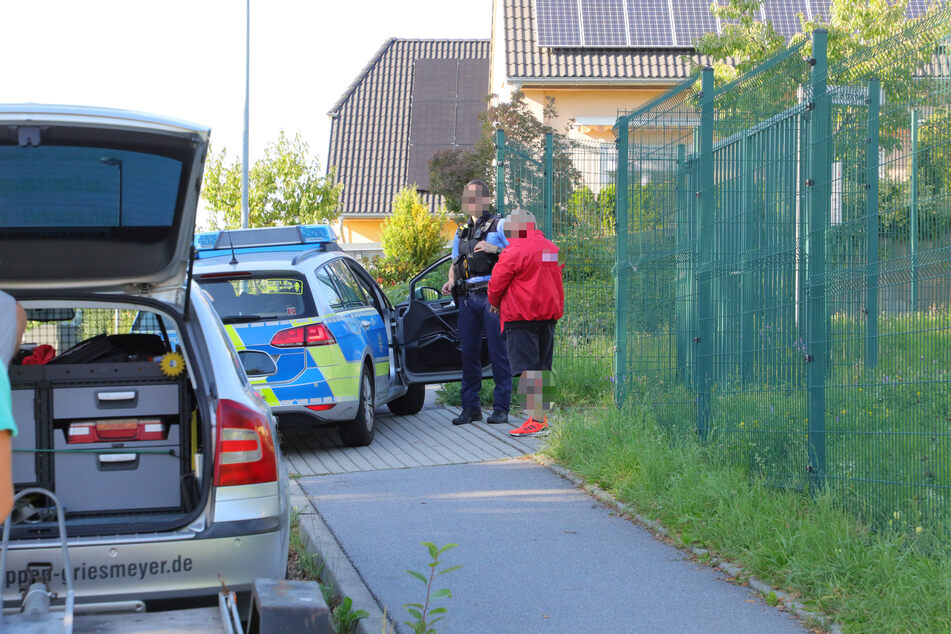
[160,351,186,378]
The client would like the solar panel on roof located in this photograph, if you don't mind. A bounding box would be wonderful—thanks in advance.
[764,0,804,39]
[809,0,830,22]
[536,0,582,47]
[906,0,930,20]
[625,0,675,47]
[582,0,629,47]
[672,0,720,45]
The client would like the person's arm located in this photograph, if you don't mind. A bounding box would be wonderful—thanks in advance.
[442,234,461,295]
[487,250,515,309]
[15,302,26,347]
[0,430,10,520]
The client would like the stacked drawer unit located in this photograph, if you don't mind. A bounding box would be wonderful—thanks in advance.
[10,362,190,515]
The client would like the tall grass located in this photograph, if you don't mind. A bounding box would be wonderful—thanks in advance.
[545,404,951,633]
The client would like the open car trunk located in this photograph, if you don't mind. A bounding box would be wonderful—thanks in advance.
[8,300,208,538]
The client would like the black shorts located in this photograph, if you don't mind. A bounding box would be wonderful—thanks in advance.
[504,320,556,375]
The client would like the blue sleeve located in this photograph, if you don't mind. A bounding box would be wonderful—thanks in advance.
[451,232,460,260]
[0,366,18,437]
[488,218,509,251]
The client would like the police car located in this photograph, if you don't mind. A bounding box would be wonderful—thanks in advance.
[192,225,482,446]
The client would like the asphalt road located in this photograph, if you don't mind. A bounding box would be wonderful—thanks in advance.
[299,457,806,633]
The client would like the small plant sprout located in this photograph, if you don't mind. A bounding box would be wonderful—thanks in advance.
[403,542,462,634]
[333,597,369,634]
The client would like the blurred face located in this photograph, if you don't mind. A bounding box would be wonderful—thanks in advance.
[461,183,491,216]
[503,210,536,239]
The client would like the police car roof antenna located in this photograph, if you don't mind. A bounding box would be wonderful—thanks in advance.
[225,230,239,266]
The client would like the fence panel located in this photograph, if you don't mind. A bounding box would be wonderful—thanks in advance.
[613,10,951,531]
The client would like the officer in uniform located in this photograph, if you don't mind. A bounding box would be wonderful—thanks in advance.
[441,180,512,425]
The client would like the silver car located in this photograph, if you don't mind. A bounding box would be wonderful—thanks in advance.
[0,105,289,611]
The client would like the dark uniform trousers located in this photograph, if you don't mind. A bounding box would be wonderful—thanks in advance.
[457,289,512,413]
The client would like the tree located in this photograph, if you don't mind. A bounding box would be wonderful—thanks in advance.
[693,0,939,84]
[427,148,488,213]
[202,131,343,229]
[427,91,580,219]
[381,186,449,270]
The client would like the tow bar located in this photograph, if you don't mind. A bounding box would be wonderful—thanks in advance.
[0,488,75,633]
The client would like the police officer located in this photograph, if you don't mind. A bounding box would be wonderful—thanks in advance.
[441,180,512,425]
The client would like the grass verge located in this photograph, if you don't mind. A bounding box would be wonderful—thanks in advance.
[543,403,951,633]
[287,511,369,634]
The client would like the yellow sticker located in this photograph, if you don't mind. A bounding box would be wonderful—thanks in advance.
[160,352,186,378]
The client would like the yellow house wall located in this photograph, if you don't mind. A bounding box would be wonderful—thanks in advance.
[520,87,675,142]
[340,217,459,246]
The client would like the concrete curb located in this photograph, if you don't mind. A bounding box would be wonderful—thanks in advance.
[535,456,844,634]
[290,478,396,634]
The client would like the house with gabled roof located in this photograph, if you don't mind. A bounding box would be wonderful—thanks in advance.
[327,38,490,248]
[490,0,934,144]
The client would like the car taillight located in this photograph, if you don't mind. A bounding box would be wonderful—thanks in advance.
[213,399,278,487]
[270,323,335,348]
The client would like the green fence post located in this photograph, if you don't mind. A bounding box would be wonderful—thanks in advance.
[615,117,630,407]
[544,133,554,236]
[495,129,506,216]
[676,144,688,383]
[806,29,830,490]
[910,109,919,312]
[697,67,715,442]
[740,131,754,384]
[866,79,880,369]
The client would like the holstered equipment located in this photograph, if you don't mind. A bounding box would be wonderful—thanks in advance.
[451,213,500,286]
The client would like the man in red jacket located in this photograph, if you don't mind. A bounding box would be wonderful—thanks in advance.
[488,209,564,437]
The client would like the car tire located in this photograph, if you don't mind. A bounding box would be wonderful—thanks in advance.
[386,383,426,416]
[339,364,375,447]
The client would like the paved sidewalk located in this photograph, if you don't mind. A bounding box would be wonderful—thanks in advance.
[297,458,806,633]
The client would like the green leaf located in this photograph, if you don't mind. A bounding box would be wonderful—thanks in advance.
[426,542,439,559]
[406,570,428,584]
[431,588,452,600]
[437,543,458,555]
[405,608,422,620]
[437,564,463,576]
[403,603,423,610]
[428,607,448,616]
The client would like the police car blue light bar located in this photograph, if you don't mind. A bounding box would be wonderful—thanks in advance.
[194,224,338,253]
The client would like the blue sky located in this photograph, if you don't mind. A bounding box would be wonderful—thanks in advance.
[2,0,493,169]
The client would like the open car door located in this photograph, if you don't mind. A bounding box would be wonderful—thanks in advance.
[396,255,492,384]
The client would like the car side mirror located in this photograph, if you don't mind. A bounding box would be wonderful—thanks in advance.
[238,350,277,377]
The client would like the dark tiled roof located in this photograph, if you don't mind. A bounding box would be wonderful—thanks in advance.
[328,39,490,216]
[504,0,705,81]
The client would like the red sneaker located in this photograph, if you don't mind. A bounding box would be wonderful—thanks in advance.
[508,417,549,437]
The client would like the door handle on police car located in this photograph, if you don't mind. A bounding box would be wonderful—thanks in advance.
[360,320,372,329]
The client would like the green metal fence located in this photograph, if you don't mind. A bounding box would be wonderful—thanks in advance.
[615,13,951,531]
[494,9,951,530]
[496,129,616,395]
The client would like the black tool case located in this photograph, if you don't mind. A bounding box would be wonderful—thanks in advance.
[10,362,191,516]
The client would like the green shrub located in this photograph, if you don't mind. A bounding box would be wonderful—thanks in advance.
[381,186,450,270]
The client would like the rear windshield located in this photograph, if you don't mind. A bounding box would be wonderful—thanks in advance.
[198,273,316,323]
[1,145,182,228]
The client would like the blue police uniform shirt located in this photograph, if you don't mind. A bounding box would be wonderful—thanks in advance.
[451,216,510,285]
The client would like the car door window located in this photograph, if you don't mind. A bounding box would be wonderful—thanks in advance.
[345,260,389,316]
[314,264,346,313]
[329,260,370,309]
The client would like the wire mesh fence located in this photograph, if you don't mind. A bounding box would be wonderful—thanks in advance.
[610,11,951,531]
[495,7,951,532]
[496,130,616,402]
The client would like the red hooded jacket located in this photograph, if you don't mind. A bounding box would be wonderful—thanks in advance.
[488,228,564,326]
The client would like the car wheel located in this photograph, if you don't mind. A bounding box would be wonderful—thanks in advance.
[339,364,375,447]
[386,383,426,416]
